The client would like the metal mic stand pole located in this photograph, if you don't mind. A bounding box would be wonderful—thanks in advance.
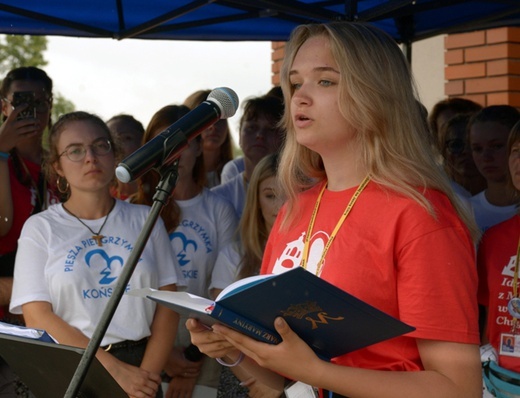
[65,161,179,398]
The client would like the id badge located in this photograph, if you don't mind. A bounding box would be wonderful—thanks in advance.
[284,381,319,398]
[499,333,520,357]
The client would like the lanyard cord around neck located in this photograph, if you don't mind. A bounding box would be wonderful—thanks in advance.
[513,236,520,299]
[300,176,370,276]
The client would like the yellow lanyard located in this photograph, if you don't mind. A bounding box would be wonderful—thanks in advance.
[300,176,370,276]
[513,236,520,299]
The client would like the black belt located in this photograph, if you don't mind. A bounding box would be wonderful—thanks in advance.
[102,337,148,352]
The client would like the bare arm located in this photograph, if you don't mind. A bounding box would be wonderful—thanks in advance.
[0,277,12,307]
[300,339,481,398]
[140,283,179,375]
[186,318,286,391]
[192,317,482,398]
[23,301,162,398]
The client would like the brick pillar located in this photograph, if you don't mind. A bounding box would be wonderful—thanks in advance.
[271,41,286,86]
[445,27,520,107]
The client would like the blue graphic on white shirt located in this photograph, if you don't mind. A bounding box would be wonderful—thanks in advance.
[62,236,137,300]
[170,232,197,267]
[170,219,213,281]
[85,249,124,285]
[178,219,213,254]
[63,236,134,272]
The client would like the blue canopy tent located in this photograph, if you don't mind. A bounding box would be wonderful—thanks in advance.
[0,0,519,64]
[0,1,519,44]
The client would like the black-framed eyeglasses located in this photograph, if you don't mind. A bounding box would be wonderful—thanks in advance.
[445,139,467,155]
[1,96,52,113]
[59,138,112,162]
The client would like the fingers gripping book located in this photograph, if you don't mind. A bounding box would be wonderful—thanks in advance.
[129,267,414,359]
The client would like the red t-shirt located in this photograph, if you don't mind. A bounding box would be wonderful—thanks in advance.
[0,157,60,255]
[261,181,479,371]
[478,214,520,371]
[0,157,59,319]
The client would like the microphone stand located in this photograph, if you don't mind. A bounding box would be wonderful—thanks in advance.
[64,161,179,398]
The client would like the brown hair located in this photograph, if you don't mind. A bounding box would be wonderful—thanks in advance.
[239,94,285,133]
[428,97,482,139]
[184,89,233,176]
[468,105,520,140]
[130,105,194,232]
[44,111,119,199]
[237,153,279,279]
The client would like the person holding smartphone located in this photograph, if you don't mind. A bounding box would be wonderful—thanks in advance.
[0,67,59,312]
[0,66,57,397]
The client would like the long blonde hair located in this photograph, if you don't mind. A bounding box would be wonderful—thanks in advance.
[278,22,479,240]
[238,153,279,279]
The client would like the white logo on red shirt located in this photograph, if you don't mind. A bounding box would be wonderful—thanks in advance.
[272,230,329,275]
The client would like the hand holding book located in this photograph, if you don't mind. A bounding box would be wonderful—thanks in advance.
[130,267,414,360]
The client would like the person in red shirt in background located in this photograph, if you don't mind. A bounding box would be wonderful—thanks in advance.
[478,120,520,397]
[0,67,59,319]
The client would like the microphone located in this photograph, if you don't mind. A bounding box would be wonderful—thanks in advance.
[115,87,239,183]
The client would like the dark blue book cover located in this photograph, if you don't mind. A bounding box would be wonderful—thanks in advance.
[132,267,414,359]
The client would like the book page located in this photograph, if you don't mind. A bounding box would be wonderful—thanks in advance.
[216,273,275,301]
[0,321,57,343]
[128,288,214,313]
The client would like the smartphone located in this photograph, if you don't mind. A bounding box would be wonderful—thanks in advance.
[12,91,36,120]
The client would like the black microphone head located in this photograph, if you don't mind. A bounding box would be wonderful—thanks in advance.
[207,87,239,119]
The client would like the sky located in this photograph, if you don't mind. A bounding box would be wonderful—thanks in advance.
[44,36,274,142]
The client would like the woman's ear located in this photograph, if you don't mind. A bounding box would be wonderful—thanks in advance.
[53,161,65,177]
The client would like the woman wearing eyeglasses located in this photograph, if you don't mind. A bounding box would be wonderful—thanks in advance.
[10,111,182,398]
[0,67,59,317]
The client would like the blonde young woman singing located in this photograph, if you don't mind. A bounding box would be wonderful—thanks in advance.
[187,22,482,398]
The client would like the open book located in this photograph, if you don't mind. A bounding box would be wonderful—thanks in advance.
[129,267,414,359]
[0,321,57,343]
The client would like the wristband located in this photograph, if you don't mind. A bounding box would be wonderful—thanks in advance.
[216,352,244,367]
[0,151,9,160]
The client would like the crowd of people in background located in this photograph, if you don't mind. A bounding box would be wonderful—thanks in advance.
[1,19,520,398]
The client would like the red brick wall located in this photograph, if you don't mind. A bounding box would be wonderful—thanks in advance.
[271,41,285,86]
[445,27,520,107]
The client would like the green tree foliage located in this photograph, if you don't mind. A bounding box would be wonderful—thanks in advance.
[0,35,47,74]
[52,92,75,121]
[0,35,75,123]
